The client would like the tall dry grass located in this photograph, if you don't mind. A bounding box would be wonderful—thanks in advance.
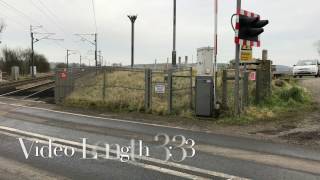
[64,68,193,115]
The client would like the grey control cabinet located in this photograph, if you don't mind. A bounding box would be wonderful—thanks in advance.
[195,76,214,117]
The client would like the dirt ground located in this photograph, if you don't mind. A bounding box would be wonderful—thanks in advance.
[275,78,320,147]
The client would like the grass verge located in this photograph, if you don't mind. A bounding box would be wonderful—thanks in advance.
[63,69,315,126]
[217,79,314,125]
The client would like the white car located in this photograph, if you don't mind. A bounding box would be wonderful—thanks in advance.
[293,60,320,78]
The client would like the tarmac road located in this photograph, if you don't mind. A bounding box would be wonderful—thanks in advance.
[0,97,320,180]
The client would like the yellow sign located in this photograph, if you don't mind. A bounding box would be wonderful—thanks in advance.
[241,45,253,62]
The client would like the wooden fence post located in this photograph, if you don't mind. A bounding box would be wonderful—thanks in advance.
[243,71,249,107]
[256,50,272,104]
[222,69,228,109]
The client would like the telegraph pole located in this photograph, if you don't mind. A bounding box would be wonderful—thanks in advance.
[95,33,98,68]
[66,49,69,68]
[172,0,177,67]
[30,25,35,78]
[80,55,82,67]
[128,15,137,68]
[234,0,241,115]
[213,0,218,109]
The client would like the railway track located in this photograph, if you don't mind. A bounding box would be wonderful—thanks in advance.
[0,75,55,101]
[0,75,54,94]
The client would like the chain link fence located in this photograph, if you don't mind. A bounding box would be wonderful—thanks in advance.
[55,66,193,115]
[171,68,193,114]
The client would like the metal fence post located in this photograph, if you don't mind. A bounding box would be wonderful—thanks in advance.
[167,69,173,114]
[234,0,242,116]
[189,67,193,110]
[144,69,152,111]
[222,69,228,109]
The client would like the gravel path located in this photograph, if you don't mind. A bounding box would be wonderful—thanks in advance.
[300,78,320,104]
[275,78,320,148]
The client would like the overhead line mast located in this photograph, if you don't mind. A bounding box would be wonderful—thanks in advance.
[30,25,63,78]
[74,33,98,68]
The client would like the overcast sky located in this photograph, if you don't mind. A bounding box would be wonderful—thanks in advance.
[0,0,319,66]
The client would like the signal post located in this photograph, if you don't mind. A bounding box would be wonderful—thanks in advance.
[233,0,269,115]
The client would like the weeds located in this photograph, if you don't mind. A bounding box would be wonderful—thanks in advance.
[217,80,312,125]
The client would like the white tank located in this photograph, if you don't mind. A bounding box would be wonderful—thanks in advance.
[30,66,37,76]
[197,47,214,76]
[11,66,19,81]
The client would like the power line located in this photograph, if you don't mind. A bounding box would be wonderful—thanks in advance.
[47,38,67,50]
[35,0,90,53]
[31,25,67,50]
[0,0,91,57]
[37,0,64,25]
[29,0,65,34]
[35,0,70,35]
[0,0,40,25]
[0,0,67,50]
[0,9,65,52]
[91,0,98,33]
[0,11,28,30]
[74,33,98,68]
[0,1,47,33]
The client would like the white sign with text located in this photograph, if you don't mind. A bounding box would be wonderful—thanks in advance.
[155,84,166,94]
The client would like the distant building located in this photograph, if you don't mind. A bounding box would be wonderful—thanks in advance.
[112,63,122,67]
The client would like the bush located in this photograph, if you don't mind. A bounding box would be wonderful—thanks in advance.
[0,48,50,74]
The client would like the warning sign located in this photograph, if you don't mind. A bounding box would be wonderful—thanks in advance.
[249,72,256,81]
[59,71,67,80]
[240,45,253,63]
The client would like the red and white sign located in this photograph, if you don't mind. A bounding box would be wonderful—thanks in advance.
[249,72,256,81]
[59,71,67,80]
[235,9,261,47]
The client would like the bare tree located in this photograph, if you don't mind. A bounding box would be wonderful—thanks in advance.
[0,19,6,33]
[0,19,6,44]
